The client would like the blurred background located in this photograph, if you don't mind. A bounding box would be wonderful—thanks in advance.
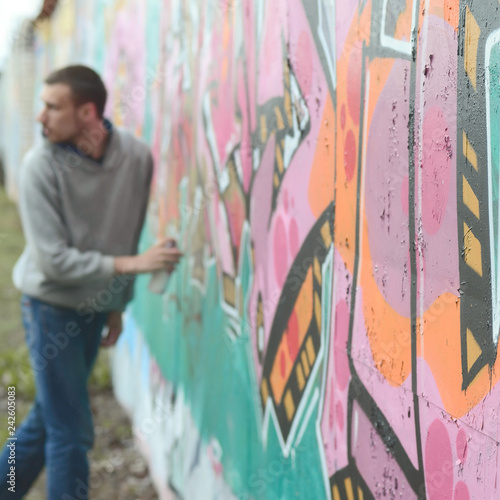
[0,3,158,498]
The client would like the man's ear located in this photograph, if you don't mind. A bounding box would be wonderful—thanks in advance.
[78,102,98,121]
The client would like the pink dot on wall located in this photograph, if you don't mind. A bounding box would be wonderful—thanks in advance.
[453,482,470,500]
[344,130,356,182]
[456,429,467,464]
[273,216,288,285]
[425,420,454,500]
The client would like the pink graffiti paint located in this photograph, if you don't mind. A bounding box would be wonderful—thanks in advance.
[343,129,356,182]
[294,31,314,98]
[257,2,288,104]
[425,420,454,500]
[453,481,470,500]
[365,58,412,318]
[321,250,353,477]
[104,0,146,131]
[414,15,459,311]
[456,429,467,465]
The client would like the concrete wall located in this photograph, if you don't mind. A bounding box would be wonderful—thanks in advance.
[3,0,500,498]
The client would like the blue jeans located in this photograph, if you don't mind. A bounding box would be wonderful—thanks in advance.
[0,296,108,499]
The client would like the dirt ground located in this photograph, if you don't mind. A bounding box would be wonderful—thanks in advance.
[0,184,159,499]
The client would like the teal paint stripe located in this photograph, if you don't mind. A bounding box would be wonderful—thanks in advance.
[131,229,326,498]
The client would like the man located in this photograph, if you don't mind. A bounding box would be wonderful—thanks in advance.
[0,65,181,499]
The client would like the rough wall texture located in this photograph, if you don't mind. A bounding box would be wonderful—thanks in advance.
[3,0,500,498]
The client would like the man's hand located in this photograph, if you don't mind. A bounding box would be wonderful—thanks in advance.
[114,238,183,274]
[101,311,123,347]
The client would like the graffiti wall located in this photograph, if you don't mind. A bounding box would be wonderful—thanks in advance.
[4,0,500,498]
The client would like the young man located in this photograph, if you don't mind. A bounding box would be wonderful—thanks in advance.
[0,65,181,499]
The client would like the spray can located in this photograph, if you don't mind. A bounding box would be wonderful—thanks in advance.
[148,240,177,294]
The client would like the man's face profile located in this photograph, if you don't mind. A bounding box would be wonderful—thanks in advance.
[37,83,86,144]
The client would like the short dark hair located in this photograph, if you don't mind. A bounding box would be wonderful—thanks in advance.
[45,65,107,118]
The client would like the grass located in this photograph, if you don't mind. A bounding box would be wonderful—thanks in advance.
[0,185,25,349]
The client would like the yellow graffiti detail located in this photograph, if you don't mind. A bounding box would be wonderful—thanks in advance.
[270,335,293,404]
[296,362,305,390]
[463,131,478,171]
[321,220,332,248]
[274,173,280,188]
[463,176,480,219]
[306,336,316,367]
[314,257,322,285]
[276,144,284,174]
[344,477,354,500]
[332,485,340,500]
[464,6,481,90]
[296,268,313,348]
[275,106,285,130]
[314,291,322,330]
[261,379,269,402]
[284,389,295,421]
[467,328,482,372]
[260,114,268,144]
[301,350,310,377]
[463,223,483,277]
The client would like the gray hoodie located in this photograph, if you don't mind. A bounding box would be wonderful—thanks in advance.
[12,127,153,313]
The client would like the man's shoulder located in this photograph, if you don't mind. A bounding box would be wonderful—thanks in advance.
[22,142,58,176]
[24,141,54,162]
